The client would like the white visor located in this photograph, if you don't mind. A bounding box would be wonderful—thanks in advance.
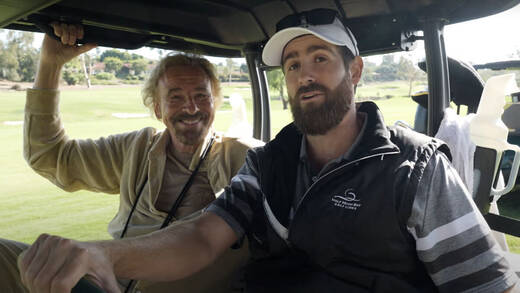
[262,18,359,66]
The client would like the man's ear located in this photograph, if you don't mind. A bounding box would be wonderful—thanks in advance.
[154,101,162,120]
[349,56,364,85]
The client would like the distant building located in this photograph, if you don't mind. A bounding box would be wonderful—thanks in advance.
[91,62,105,74]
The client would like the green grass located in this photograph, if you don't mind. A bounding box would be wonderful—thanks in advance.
[268,80,422,136]
[1,81,519,253]
[0,85,246,243]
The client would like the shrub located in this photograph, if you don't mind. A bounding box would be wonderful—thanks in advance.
[121,79,142,85]
[90,79,119,85]
[125,75,139,81]
[10,84,22,91]
[94,72,115,80]
[116,66,130,79]
[62,71,84,85]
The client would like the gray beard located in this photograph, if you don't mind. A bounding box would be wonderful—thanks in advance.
[169,112,210,145]
[289,79,353,135]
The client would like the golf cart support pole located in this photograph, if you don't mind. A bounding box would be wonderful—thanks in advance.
[422,18,450,136]
[245,45,271,142]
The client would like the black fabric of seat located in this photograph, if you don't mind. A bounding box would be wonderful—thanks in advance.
[415,57,485,113]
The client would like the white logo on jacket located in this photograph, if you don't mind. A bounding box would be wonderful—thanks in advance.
[331,188,361,210]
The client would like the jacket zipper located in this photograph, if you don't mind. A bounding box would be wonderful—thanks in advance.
[287,150,400,239]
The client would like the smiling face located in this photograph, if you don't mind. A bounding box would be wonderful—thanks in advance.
[154,65,215,152]
[282,35,360,135]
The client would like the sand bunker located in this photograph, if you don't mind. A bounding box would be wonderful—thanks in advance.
[3,121,23,126]
[112,113,150,118]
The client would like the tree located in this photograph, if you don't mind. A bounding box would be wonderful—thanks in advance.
[81,54,91,88]
[266,69,289,110]
[0,45,20,81]
[240,63,249,74]
[131,53,142,60]
[215,62,226,81]
[374,54,400,82]
[100,49,131,62]
[62,56,85,85]
[130,59,148,75]
[0,31,38,81]
[18,51,38,81]
[104,57,123,73]
[117,65,130,79]
[397,56,421,97]
[382,54,395,65]
[98,49,148,81]
[225,58,235,83]
[375,65,398,81]
[12,32,38,81]
[361,60,377,83]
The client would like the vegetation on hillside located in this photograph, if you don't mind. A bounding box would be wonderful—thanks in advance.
[0,31,38,82]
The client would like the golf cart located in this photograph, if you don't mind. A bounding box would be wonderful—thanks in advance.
[1,0,520,290]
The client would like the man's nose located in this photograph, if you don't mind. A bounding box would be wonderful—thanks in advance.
[298,63,316,86]
[183,97,199,114]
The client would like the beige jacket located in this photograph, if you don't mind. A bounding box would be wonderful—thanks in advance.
[23,88,263,292]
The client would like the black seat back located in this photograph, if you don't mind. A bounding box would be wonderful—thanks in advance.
[415,57,485,114]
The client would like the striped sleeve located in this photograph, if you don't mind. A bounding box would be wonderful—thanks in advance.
[407,151,518,292]
[206,149,262,244]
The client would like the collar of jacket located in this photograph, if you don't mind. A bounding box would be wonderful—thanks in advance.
[270,101,401,163]
[259,101,401,228]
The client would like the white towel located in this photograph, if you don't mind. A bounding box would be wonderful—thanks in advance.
[435,108,509,251]
[435,108,476,195]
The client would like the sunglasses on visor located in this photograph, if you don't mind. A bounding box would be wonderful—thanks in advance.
[275,8,341,32]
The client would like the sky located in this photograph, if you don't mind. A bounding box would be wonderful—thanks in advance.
[443,3,520,64]
[366,3,520,65]
[1,3,519,66]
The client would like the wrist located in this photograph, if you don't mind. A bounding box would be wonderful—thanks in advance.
[95,240,118,273]
[33,60,63,89]
[39,57,64,69]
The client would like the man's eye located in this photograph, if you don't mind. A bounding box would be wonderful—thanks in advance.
[169,96,183,102]
[287,63,299,71]
[315,56,327,63]
[195,94,210,101]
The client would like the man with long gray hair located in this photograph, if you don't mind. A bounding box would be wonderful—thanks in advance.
[0,22,262,292]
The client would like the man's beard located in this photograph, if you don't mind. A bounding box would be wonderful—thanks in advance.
[289,78,353,135]
[169,112,210,145]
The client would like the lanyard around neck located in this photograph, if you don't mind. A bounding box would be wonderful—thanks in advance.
[160,135,215,229]
[120,135,216,238]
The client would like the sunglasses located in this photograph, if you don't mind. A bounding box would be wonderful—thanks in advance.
[276,8,340,32]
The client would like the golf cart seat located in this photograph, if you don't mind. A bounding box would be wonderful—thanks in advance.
[411,57,484,134]
[415,57,484,113]
[498,95,520,202]
[411,58,520,255]
[503,98,520,135]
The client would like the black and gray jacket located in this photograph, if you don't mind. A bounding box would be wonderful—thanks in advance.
[242,102,450,292]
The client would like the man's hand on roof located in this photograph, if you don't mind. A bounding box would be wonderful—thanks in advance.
[34,22,97,89]
[39,22,97,68]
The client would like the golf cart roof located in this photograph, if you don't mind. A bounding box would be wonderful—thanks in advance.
[474,60,520,70]
[1,0,519,58]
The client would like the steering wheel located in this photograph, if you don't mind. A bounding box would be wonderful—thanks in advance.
[72,278,106,293]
